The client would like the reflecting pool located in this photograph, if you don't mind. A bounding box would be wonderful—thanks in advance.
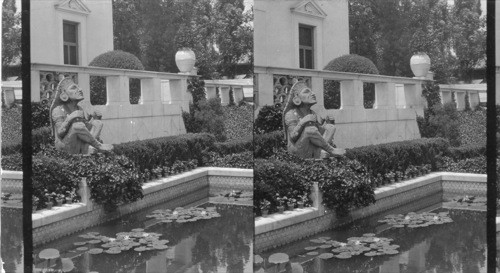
[259,204,486,273]
[1,207,24,273]
[34,202,253,273]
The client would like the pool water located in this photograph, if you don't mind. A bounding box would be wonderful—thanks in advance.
[259,204,486,273]
[1,207,24,273]
[34,202,253,273]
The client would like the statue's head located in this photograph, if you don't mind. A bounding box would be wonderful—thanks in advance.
[283,81,316,115]
[55,77,84,103]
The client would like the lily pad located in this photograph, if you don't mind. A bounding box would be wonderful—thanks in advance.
[39,248,60,260]
[317,253,334,259]
[304,246,317,251]
[73,242,86,246]
[254,255,264,265]
[268,253,290,264]
[88,248,103,254]
[319,244,332,249]
[105,249,121,254]
[306,251,319,256]
[88,240,102,244]
[310,238,326,244]
[76,247,88,251]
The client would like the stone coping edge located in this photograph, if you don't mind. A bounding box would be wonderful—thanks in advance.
[1,170,23,180]
[255,172,486,235]
[33,167,252,229]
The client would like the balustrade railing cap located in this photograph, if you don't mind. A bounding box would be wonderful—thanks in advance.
[254,65,426,84]
[32,63,195,80]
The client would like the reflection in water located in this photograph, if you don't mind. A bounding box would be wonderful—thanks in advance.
[262,209,485,273]
[34,203,252,273]
[1,208,23,273]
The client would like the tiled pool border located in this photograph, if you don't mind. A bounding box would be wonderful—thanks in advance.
[254,172,486,253]
[32,167,252,246]
[1,170,23,194]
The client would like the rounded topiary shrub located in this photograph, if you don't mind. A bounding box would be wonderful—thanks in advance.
[89,50,145,105]
[323,54,379,109]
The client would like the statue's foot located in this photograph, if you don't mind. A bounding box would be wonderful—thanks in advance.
[97,143,114,151]
[325,145,345,157]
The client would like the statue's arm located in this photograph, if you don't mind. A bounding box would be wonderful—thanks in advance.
[285,112,306,143]
[52,108,81,139]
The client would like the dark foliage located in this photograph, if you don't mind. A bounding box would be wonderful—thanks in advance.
[254,105,283,134]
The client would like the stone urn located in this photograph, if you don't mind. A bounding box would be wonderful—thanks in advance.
[410,52,431,78]
[175,47,196,73]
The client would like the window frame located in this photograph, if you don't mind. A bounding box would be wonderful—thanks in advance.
[63,20,79,65]
[298,24,314,69]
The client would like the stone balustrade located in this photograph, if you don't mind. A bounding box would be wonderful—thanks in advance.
[439,84,485,110]
[255,66,427,148]
[204,79,253,106]
[31,63,193,144]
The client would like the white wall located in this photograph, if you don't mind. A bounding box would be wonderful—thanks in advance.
[31,0,113,66]
[254,0,349,70]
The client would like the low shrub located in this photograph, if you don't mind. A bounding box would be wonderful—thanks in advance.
[213,137,252,155]
[254,158,312,215]
[438,156,486,174]
[345,138,450,178]
[2,105,22,155]
[113,133,216,175]
[208,151,253,169]
[254,105,283,134]
[254,130,286,158]
[1,153,22,171]
[222,104,253,141]
[457,110,486,147]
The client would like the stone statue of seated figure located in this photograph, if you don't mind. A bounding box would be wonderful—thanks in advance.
[283,81,344,159]
[50,77,113,154]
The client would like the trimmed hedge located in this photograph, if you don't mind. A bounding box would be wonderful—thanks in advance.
[89,50,144,105]
[255,154,375,216]
[324,54,379,74]
[445,144,486,161]
[323,54,379,109]
[213,137,252,155]
[33,147,144,210]
[438,156,486,174]
[113,133,216,175]
[345,138,450,177]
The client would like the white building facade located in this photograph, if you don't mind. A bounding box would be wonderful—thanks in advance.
[254,0,349,70]
[31,0,113,66]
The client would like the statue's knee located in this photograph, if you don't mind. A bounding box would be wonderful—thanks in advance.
[72,122,87,131]
[303,126,320,136]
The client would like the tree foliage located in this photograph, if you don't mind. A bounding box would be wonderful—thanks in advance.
[112,0,253,79]
[349,0,485,83]
[2,0,21,79]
